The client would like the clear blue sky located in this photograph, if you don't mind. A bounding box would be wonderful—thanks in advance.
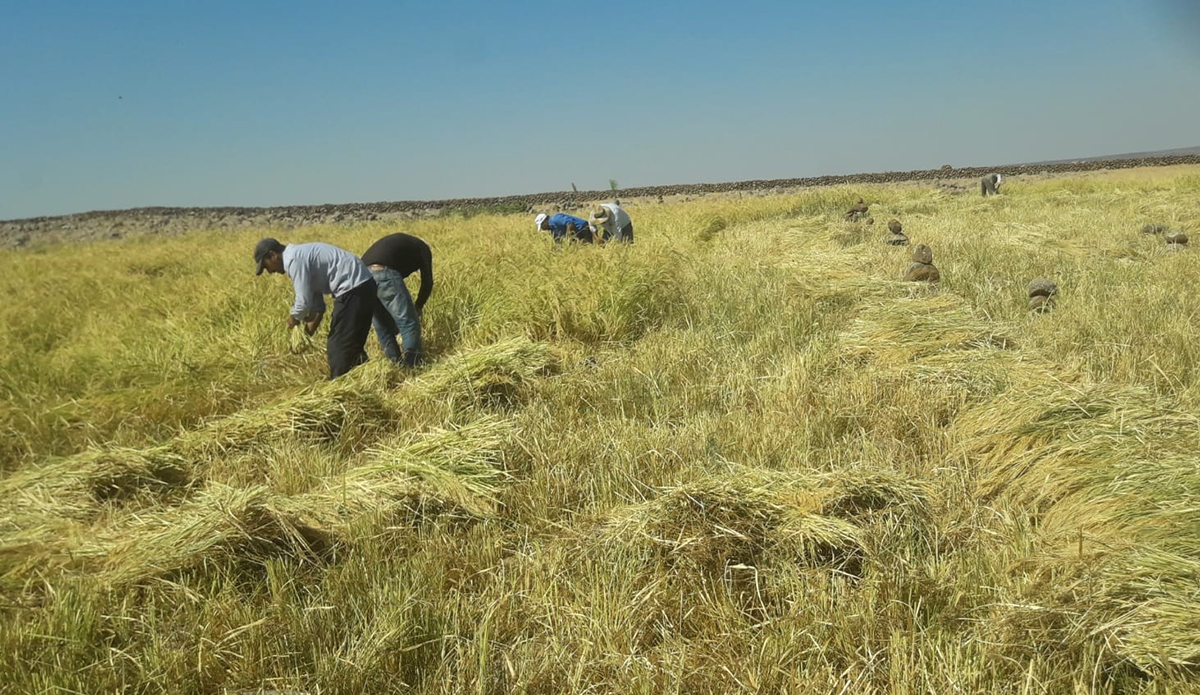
[2,0,1199,219]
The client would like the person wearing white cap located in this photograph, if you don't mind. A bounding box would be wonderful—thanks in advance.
[590,202,634,243]
[535,212,595,243]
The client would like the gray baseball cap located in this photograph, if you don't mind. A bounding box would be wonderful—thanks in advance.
[254,238,285,275]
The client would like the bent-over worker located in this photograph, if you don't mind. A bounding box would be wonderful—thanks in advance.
[254,238,399,379]
[535,212,595,243]
[590,203,634,243]
[360,232,432,367]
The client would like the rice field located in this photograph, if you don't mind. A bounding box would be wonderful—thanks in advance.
[2,167,1200,694]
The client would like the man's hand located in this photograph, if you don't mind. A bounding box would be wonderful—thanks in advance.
[304,312,324,336]
[287,315,299,330]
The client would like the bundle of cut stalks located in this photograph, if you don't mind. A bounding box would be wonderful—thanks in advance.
[1094,549,1200,669]
[840,294,1015,365]
[602,467,928,580]
[777,248,895,304]
[811,468,929,522]
[957,380,1200,671]
[957,382,1199,508]
[344,416,515,518]
[0,366,395,527]
[27,417,515,587]
[420,337,556,409]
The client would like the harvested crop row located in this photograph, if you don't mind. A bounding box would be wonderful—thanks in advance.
[4,417,515,590]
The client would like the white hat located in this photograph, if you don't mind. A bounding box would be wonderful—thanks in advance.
[534,213,548,230]
[590,205,613,232]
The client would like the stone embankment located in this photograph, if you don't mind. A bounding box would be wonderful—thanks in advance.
[5,155,1200,248]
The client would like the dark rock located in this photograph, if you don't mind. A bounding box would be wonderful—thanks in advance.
[911,244,933,265]
[886,233,909,246]
[845,199,869,221]
[1027,279,1058,298]
[904,262,940,282]
[1142,223,1170,235]
[1166,232,1189,246]
[888,219,902,234]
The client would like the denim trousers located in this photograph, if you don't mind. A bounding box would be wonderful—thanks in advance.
[371,267,423,366]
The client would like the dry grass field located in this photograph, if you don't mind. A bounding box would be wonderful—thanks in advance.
[2,167,1200,694]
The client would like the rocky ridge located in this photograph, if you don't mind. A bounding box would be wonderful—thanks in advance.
[5,155,1200,249]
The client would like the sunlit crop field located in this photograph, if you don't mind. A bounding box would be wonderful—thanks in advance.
[3,167,1200,694]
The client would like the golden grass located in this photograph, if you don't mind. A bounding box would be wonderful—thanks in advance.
[2,168,1200,693]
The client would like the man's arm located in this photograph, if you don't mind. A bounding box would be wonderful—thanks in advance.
[567,221,596,243]
[414,251,433,313]
[289,261,327,323]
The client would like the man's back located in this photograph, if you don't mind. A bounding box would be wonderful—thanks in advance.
[600,203,631,231]
[360,233,435,312]
[361,233,432,278]
[547,213,591,241]
[284,242,371,301]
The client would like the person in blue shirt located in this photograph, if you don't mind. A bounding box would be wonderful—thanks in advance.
[535,213,595,243]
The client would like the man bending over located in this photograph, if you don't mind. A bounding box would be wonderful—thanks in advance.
[360,232,432,367]
[254,237,399,379]
[535,212,596,243]
[590,203,634,243]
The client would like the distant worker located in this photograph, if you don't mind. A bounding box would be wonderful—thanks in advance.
[590,202,634,243]
[981,173,1004,196]
[254,238,399,379]
[360,232,432,367]
[535,212,595,243]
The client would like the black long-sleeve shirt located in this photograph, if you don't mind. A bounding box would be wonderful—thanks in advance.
[360,233,434,311]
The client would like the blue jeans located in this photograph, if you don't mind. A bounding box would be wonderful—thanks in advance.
[371,268,423,366]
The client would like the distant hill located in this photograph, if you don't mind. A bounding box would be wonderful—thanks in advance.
[6,149,1200,247]
[1020,146,1200,166]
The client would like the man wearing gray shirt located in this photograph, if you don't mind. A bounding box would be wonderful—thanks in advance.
[254,238,401,379]
[589,203,634,243]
